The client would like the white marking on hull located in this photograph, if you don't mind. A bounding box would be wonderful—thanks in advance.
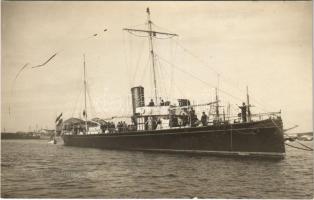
[132,148,285,158]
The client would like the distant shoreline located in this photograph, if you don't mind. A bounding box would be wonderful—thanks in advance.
[1,132,40,140]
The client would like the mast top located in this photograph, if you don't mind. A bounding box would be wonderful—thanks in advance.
[123,8,178,37]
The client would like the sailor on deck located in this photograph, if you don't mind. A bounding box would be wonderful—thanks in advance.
[148,99,155,106]
[239,102,247,122]
[201,112,208,126]
[189,108,198,127]
[160,99,165,106]
[182,112,188,126]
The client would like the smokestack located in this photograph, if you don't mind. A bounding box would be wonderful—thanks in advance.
[131,86,145,114]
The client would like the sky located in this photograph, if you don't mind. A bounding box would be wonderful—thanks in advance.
[1,1,312,133]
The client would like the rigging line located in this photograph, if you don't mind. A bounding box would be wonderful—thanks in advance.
[172,38,276,112]
[87,84,107,116]
[172,38,236,86]
[172,38,219,75]
[160,60,185,99]
[139,53,150,85]
[125,23,147,29]
[72,85,84,117]
[156,55,190,100]
[249,96,276,112]
[169,39,177,99]
[124,31,135,88]
[165,59,210,99]
[88,84,108,116]
[153,35,176,40]
[173,39,248,98]
[86,86,96,118]
[156,57,168,100]
[163,52,207,97]
[154,56,162,98]
[295,140,313,151]
[158,57,174,99]
[122,31,131,88]
[131,38,147,85]
[156,54,244,102]
[157,58,169,99]
[285,142,313,151]
[127,30,149,38]
[151,22,176,36]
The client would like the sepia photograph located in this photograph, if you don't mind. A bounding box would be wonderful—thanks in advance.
[1,1,313,198]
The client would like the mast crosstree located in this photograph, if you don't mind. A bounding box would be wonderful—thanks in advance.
[123,7,178,105]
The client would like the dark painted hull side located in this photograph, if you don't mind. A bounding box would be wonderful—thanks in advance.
[62,118,285,159]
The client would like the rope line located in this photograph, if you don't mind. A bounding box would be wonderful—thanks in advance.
[285,142,313,151]
[131,39,147,85]
[156,54,244,102]
[127,30,149,38]
[153,35,176,40]
[295,140,313,151]
[171,38,277,113]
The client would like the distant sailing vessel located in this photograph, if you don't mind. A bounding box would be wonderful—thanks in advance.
[60,8,285,159]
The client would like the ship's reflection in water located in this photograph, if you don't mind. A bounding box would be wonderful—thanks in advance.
[1,140,313,198]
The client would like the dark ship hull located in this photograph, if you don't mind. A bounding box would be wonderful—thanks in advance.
[62,118,285,159]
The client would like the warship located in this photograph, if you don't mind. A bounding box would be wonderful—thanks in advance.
[60,8,285,159]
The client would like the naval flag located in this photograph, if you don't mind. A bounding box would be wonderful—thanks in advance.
[55,113,63,123]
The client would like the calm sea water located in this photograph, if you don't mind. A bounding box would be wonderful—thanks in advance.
[1,139,313,198]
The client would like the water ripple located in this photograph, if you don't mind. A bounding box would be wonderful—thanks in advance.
[1,139,313,198]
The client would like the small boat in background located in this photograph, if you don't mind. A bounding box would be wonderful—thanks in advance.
[48,133,57,144]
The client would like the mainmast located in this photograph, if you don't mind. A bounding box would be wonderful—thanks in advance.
[83,54,87,133]
[123,8,178,105]
[146,8,158,104]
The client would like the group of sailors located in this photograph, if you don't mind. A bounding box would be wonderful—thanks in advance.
[100,121,115,133]
[169,109,208,128]
[64,100,251,135]
[65,110,211,135]
[148,99,170,107]
[147,99,210,129]
[116,121,134,132]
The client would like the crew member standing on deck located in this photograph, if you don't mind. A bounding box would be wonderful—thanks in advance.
[189,108,198,127]
[201,112,208,126]
[160,99,165,106]
[239,102,247,122]
[148,99,155,106]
